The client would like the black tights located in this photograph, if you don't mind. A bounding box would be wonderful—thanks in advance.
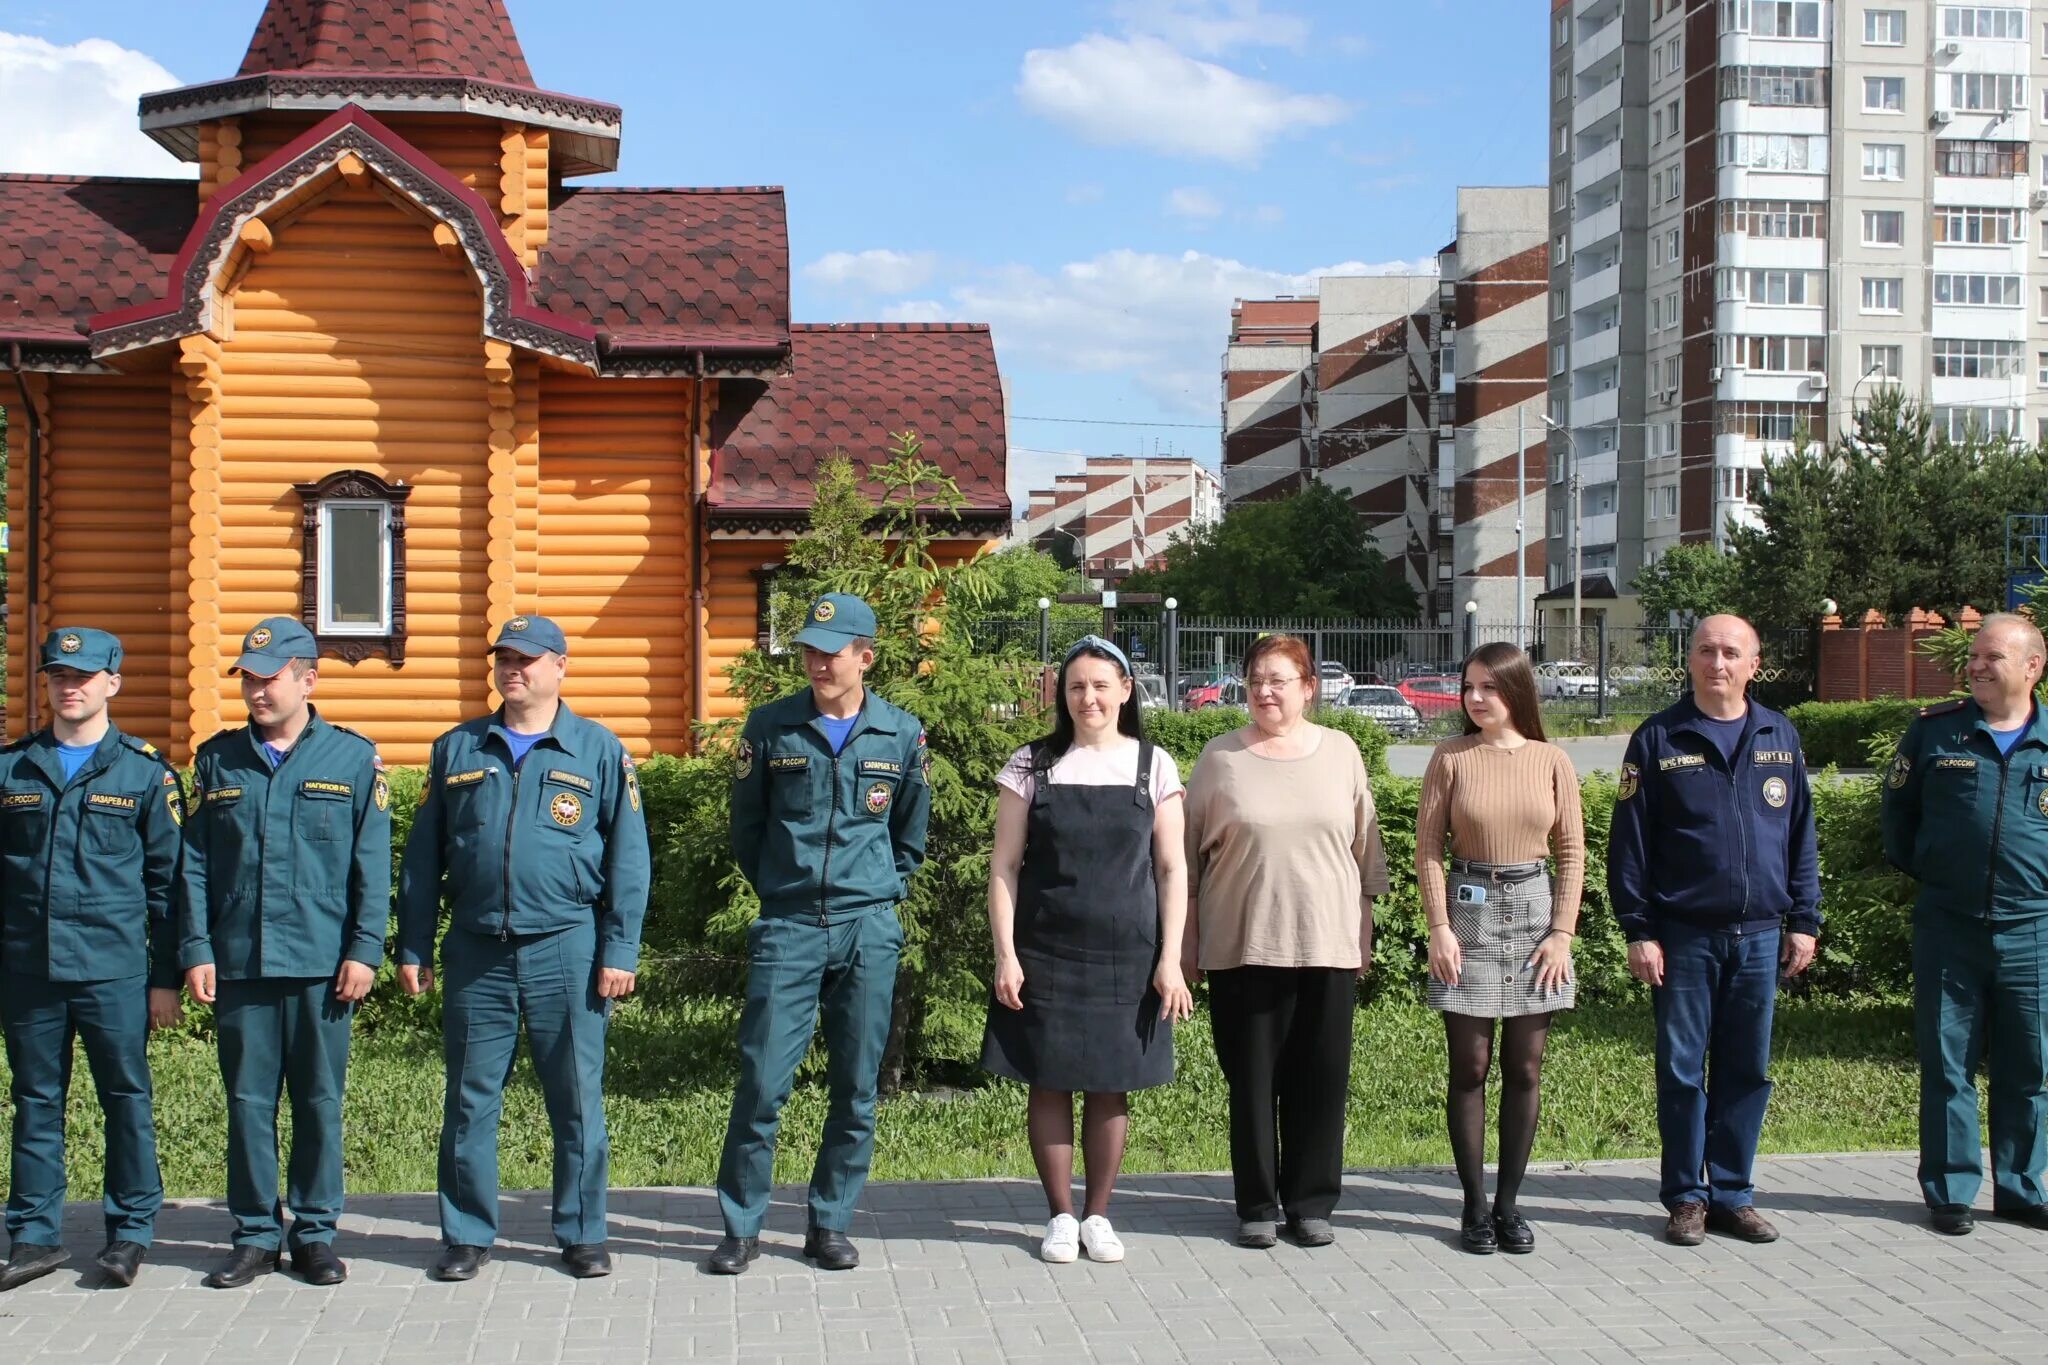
[1444,1012,1553,1219]
[1027,1088,1130,1219]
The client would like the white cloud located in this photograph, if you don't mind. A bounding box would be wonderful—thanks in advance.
[1018,34,1347,165]
[883,248,1436,416]
[1005,445,1092,513]
[801,248,938,294]
[1166,186,1223,219]
[1109,0,1310,54]
[0,33,194,178]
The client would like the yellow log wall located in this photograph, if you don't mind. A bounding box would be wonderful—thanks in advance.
[214,182,493,763]
[3,376,49,736]
[538,373,695,755]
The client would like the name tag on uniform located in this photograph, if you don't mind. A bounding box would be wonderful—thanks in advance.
[1659,754,1707,772]
[1753,750,1796,765]
[546,769,594,792]
[301,780,352,798]
[444,769,492,788]
[205,786,244,805]
[1,792,43,810]
[85,792,137,812]
[768,755,810,772]
[858,759,902,778]
[1934,757,1978,771]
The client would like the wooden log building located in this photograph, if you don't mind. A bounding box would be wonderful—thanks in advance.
[0,0,1009,763]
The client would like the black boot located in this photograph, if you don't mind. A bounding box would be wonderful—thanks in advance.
[95,1241,146,1288]
[0,1243,68,1292]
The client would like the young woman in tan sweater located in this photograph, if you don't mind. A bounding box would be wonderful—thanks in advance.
[1415,642,1584,1255]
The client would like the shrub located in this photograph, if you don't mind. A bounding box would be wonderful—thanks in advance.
[1784,698,1938,770]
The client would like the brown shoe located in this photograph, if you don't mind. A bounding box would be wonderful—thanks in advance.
[1706,1205,1779,1244]
[1664,1200,1707,1246]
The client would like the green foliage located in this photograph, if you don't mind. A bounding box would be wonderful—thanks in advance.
[1917,574,2048,704]
[1631,542,1738,625]
[1120,481,1420,619]
[959,545,1095,623]
[1806,777,1914,996]
[1784,698,1938,770]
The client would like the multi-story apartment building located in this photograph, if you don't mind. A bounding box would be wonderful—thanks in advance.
[1016,456,1222,582]
[1223,187,1549,625]
[1552,0,2048,598]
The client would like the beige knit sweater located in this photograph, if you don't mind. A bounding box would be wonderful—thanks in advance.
[1415,734,1586,928]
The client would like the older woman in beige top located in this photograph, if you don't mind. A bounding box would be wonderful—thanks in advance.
[1416,641,1584,1256]
[1182,634,1387,1251]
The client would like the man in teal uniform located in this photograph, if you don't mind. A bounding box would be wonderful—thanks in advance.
[709,593,931,1275]
[180,618,392,1288]
[1882,611,2048,1237]
[397,614,649,1282]
[0,628,183,1292]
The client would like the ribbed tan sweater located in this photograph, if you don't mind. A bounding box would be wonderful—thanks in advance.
[1415,735,1585,928]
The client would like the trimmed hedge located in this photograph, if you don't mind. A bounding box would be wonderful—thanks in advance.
[1785,698,1942,769]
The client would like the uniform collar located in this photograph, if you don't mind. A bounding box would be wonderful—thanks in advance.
[1963,699,2048,752]
[489,701,581,757]
[1670,693,1769,741]
[797,686,898,742]
[244,707,328,768]
[27,723,122,789]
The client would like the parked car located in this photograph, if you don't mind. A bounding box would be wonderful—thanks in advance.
[1134,674,1168,709]
[1186,676,1237,709]
[1398,675,1465,717]
[1316,661,1354,701]
[1533,660,1618,699]
[1338,684,1422,737]
[1214,677,1247,707]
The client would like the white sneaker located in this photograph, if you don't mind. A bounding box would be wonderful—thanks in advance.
[1079,1215,1124,1263]
[1040,1213,1080,1263]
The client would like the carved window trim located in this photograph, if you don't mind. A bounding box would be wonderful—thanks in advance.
[751,561,790,655]
[291,469,413,665]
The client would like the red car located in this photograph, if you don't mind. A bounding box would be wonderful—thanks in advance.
[1398,675,1465,717]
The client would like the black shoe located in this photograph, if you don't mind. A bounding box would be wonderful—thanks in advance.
[562,1243,612,1279]
[1491,1210,1536,1254]
[203,1244,281,1289]
[707,1235,759,1275]
[432,1244,491,1281]
[290,1243,346,1286]
[95,1241,146,1288]
[1459,1214,1497,1255]
[1285,1217,1335,1248]
[802,1225,859,1271]
[1930,1204,1976,1237]
[1993,1204,2048,1231]
[1236,1219,1278,1249]
[0,1243,68,1292]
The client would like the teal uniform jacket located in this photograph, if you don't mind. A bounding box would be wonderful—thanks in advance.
[730,688,932,920]
[1882,697,2048,919]
[396,704,650,970]
[0,726,183,987]
[177,710,394,979]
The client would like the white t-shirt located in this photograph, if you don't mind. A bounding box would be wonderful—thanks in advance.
[996,739,1185,807]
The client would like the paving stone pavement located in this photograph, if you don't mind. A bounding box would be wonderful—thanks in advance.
[0,1151,2041,1364]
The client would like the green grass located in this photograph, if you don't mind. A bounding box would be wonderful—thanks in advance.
[1,992,1919,1199]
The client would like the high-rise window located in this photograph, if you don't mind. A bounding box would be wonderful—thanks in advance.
[1934,406,2022,440]
[1863,210,1905,245]
[1718,335,1826,373]
[1937,139,2026,177]
[1946,73,2026,112]
[1932,207,2025,244]
[1861,345,1903,380]
[1931,338,2023,378]
[1864,8,1905,43]
[1863,76,1905,112]
[1721,200,1825,238]
[1720,133,1826,170]
[1723,1,1821,37]
[1941,7,2026,39]
[1932,273,2022,306]
[1721,269,1822,305]
[1862,144,1904,179]
[1860,277,1903,312]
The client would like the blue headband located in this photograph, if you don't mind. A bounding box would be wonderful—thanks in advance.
[1064,634,1132,677]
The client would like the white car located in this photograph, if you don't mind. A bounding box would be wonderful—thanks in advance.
[1534,661,1617,699]
[1317,661,1354,701]
[1339,685,1422,736]
[1134,674,1168,709]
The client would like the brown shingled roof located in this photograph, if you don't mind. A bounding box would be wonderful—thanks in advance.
[709,324,1008,516]
[238,0,534,84]
[537,188,790,357]
[0,176,196,345]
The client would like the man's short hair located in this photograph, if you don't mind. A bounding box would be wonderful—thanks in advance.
[1979,612,2047,668]
[287,657,316,678]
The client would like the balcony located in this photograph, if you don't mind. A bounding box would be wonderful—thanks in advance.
[1577,510,1619,549]
[1573,261,1621,307]
[1574,326,1620,368]
[1575,201,1622,248]
[1573,78,1623,134]
[1574,17,1621,76]
[1572,387,1619,426]
[1572,140,1623,194]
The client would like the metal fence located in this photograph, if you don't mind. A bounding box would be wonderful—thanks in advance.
[966,612,1817,730]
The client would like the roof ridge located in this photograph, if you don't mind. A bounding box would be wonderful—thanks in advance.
[0,173,197,186]
[791,322,990,334]
[557,185,784,196]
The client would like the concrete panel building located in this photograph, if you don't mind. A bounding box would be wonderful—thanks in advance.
[1017,456,1222,581]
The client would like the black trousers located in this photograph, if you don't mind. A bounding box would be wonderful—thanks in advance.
[1208,965,1357,1222]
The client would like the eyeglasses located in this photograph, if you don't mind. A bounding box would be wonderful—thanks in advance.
[1246,675,1303,692]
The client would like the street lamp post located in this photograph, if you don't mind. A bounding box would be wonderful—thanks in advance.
[1542,414,1582,641]
[1463,599,1478,658]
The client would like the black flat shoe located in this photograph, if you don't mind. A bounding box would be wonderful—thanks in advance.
[707,1235,759,1275]
[290,1243,346,1286]
[95,1241,146,1288]
[1491,1210,1535,1254]
[1993,1204,2048,1231]
[803,1225,859,1271]
[1930,1204,1975,1236]
[204,1245,280,1289]
[562,1243,612,1279]
[1460,1214,1497,1255]
[0,1243,69,1292]
[432,1244,491,1281]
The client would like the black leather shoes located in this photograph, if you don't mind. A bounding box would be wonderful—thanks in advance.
[562,1243,612,1279]
[291,1243,346,1285]
[1459,1214,1497,1255]
[203,1244,280,1289]
[803,1225,859,1271]
[1993,1204,2048,1231]
[1492,1210,1536,1254]
[1931,1204,1976,1236]
[95,1241,146,1287]
[432,1244,492,1281]
[0,1243,68,1292]
[707,1235,759,1275]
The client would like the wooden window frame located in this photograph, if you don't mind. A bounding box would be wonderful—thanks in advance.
[291,469,414,665]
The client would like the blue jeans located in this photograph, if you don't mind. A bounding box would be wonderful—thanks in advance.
[1652,920,1780,1211]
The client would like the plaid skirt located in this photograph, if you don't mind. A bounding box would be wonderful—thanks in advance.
[1427,859,1573,1019]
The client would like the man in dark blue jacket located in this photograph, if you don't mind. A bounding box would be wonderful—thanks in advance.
[1608,615,1820,1247]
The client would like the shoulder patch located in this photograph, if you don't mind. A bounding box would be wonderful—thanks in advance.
[1919,699,1969,718]
[119,734,172,766]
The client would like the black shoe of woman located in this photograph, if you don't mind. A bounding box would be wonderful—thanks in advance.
[1459,1213,1497,1254]
[1492,1210,1536,1254]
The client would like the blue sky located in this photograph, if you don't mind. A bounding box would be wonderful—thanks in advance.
[0,0,1549,505]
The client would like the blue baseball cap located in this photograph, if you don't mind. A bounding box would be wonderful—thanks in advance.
[793,593,878,653]
[492,613,569,657]
[232,616,319,677]
[40,627,122,674]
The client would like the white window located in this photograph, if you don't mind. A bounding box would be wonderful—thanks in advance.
[1667,166,1681,201]
[1554,177,1568,209]
[1667,36,1682,71]
[1932,206,2025,244]
[1554,289,1567,319]
[1667,99,1680,136]
[1556,123,1569,156]
[1860,277,1903,312]
[1649,296,1662,331]
[1947,73,2027,112]
[1720,132,1826,171]
[1665,227,1681,263]
[1725,1,1822,38]
[1652,109,1663,143]
[1932,273,2022,306]
[2039,285,2048,319]
[1934,405,2022,440]
[1663,356,1681,390]
[1863,210,1905,245]
[1861,344,1903,380]
[1863,77,1905,112]
[1718,335,1827,373]
[1552,343,1566,376]
[1665,291,1679,324]
[1865,8,1905,43]
[1723,268,1822,305]
[1652,170,1664,202]
[316,501,393,635]
[1554,232,1567,264]
[1862,144,1903,180]
[1942,7,2026,40]
[1664,486,1680,519]
[1932,337,2023,378]
[1555,13,1569,46]
[2038,352,2048,386]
